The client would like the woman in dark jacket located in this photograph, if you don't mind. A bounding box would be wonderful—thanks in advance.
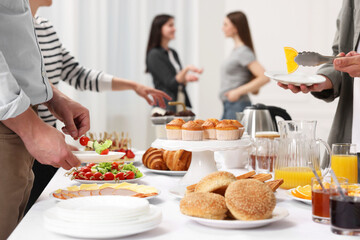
[146,14,202,111]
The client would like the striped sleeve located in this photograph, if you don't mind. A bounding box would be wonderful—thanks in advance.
[60,47,113,92]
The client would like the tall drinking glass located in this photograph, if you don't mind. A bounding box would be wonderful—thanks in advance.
[330,183,360,236]
[331,144,358,183]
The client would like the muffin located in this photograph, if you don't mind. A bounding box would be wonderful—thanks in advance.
[202,119,218,139]
[216,121,240,140]
[194,119,205,125]
[166,118,185,140]
[231,120,243,128]
[182,121,204,141]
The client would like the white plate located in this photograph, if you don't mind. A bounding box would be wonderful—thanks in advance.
[73,174,146,184]
[72,151,125,163]
[50,188,160,201]
[44,199,162,239]
[144,167,187,176]
[168,185,186,198]
[287,189,312,205]
[265,71,326,86]
[184,206,289,229]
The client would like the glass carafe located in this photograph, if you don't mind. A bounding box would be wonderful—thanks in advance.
[274,120,331,189]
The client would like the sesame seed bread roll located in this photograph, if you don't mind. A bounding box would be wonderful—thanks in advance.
[195,171,237,195]
[180,192,228,220]
[225,179,276,221]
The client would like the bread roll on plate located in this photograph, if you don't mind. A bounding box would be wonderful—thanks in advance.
[195,171,236,195]
[225,179,276,221]
[180,192,228,220]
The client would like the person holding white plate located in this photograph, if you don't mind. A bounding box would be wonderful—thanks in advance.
[277,0,360,182]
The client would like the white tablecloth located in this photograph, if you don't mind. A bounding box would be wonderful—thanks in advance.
[9,159,353,240]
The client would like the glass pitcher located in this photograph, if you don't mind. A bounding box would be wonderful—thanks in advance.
[274,120,331,189]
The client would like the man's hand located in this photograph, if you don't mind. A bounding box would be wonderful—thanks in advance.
[277,76,333,94]
[225,89,241,102]
[2,108,81,170]
[334,51,360,77]
[134,84,172,108]
[44,86,90,140]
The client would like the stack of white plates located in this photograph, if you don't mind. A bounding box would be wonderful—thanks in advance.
[44,196,162,238]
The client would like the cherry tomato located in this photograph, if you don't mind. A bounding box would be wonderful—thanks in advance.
[118,148,126,153]
[93,172,103,180]
[87,163,96,168]
[115,172,125,180]
[80,167,91,173]
[85,172,94,180]
[111,162,119,170]
[104,172,115,180]
[126,150,135,159]
[125,171,135,179]
[79,136,89,146]
[100,149,109,155]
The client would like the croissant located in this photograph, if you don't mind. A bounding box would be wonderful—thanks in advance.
[142,147,168,170]
[163,149,192,171]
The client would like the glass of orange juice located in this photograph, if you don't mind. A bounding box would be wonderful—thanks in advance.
[331,143,358,183]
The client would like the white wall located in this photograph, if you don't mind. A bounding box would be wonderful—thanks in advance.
[38,0,343,149]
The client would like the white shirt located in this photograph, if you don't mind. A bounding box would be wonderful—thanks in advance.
[168,50,181,73]
[0,0,52,120]
[352,40,360,151]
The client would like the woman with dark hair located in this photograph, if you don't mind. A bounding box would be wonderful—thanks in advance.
[146,14,203,112]
[220,11,269,119]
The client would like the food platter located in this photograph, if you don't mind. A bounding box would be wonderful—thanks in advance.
[265,71,326,86]
[72,151,125,163]
[50,188,160,201]
[287,189,312,205]
[183,206,289,229]
[73,174,146,184]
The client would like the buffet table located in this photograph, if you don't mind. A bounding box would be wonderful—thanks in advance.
[9,157,354,240]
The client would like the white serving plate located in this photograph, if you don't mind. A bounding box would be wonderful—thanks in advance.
[265,71,326,86]
[72,151,125,163]
[183,206,289,229]
[144,167,187,176]
[168,185,186,199]
[287,189,312,205]
[50,187,160,201]
[73,174,146,184]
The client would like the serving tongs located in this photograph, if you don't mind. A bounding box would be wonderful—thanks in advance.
[295,51,341,67]
[168,101,186,111]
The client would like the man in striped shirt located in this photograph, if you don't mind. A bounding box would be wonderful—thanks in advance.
[26,0,171,212]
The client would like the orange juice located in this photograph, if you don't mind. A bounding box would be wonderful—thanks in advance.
[275,167,320,189]
[331,155,358,183]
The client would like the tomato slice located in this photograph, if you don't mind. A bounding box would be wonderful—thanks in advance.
[100,149,109,155]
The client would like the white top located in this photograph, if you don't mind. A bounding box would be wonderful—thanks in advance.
[352,40,360,151]
[168,50,181,73]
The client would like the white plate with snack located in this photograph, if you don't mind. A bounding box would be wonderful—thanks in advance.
[72,151,125,163]
[73,174,146,184]
[265,71,326,86]
[144,167,187,176]
[50,185,160,201]
[184,206,289,229]
[287,189,312,205]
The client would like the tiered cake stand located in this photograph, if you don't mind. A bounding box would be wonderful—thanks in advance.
[151,135,251,186]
